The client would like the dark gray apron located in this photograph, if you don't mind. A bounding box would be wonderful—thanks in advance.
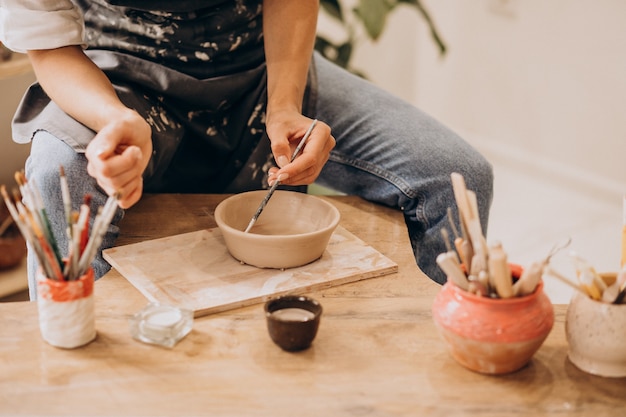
[12,0,316,193]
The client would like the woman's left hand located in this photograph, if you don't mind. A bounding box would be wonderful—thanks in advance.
[265,110,335,186]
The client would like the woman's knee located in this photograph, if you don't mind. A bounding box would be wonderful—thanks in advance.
[26,131,90,200]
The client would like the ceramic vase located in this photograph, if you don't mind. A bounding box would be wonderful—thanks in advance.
[566,284,626,377]
[36,267,96,349]
[432,276,554,375]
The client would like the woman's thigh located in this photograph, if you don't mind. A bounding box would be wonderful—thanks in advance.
[311,52,493,283]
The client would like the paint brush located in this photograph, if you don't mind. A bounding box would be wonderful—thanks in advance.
[244,119,317,233]
[60,165,72,238]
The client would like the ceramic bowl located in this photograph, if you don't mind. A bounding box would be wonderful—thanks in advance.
[566,272,626,377]
[214,190,340,269]
[432,266,554,375]
[264,295,322,351]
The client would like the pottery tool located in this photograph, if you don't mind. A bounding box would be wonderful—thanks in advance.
[570,252,605,300]
[436,251,469,291]
[450,173,487,274]
[440,228,454,254]
[600,266,626,304]
[244,119,317,233]
[544,266,589,296]
[512,237,572,297]
[447,207,471,269]
[488,242,513,298]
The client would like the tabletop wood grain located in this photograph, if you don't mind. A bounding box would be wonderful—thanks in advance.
[0,194,624,417]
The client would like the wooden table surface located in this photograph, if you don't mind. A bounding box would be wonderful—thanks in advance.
[1,195,624,417]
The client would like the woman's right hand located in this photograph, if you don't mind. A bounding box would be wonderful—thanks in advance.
[27,46,152,208]
[85,109,152,208]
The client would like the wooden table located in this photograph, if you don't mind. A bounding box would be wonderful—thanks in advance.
[1,195,624,416]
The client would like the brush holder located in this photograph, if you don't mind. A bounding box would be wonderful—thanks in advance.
[36,267,96,349]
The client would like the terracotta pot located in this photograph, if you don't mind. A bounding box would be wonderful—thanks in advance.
[432,270,554,375]
[566,273,626,377]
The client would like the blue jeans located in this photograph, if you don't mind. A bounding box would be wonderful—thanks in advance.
[24,53,493,299]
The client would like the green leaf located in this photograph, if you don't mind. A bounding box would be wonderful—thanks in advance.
[409,0,447,55]
[353,0,393,40]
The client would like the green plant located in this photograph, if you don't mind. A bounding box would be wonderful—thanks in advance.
[316,0,446,76]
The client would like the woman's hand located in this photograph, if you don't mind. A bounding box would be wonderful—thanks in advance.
[262,1,330,186]
[266,110,335,186]
[28,46,152,208]
[85,109,152,208]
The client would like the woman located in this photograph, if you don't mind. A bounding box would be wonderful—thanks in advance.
[0,0,493,299]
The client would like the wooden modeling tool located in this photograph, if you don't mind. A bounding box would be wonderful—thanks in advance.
[244,119,317,233]
[601,267,626,304]
[488,242,513,298]
[450,174,487,274]
[436,251,469,290]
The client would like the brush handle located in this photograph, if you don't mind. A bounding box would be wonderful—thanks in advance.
[243,119,317,233]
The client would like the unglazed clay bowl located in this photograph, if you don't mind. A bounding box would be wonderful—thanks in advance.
[265,295,322,351]
[432,266,554,375]
[214,190,340,269]
[566,272,626,377]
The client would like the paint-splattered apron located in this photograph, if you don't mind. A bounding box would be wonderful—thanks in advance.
[11,0,315,193]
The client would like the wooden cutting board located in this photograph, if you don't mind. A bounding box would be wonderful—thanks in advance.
[103,226,398,317]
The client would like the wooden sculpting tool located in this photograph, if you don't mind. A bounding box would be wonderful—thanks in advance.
[436,251,469,291]
[450,173,487,274]
[488,242,513,298]
[244,119,317,233]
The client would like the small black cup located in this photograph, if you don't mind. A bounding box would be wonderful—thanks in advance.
[264,295,322,351]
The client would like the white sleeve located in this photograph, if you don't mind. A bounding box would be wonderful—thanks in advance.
[0,0,86,53]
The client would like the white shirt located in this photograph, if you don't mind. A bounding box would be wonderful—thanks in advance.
[0,0,85,53]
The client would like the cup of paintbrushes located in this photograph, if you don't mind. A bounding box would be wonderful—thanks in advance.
[565,271,626,377]
[36,265,96,349]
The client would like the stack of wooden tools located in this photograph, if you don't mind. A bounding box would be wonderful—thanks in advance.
[438,173,557,298]
[441,172,626,304]
[1,168,118,281]
[545,252,626,305]
[543,194,626,304]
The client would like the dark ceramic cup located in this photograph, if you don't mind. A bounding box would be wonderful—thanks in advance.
[264,295,322,351]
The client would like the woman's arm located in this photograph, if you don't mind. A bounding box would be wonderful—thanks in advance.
[2,0,150,208]
[28,47,151,208]
[262,0,335,186]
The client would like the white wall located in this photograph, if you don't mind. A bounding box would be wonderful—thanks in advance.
[348,0,626,202]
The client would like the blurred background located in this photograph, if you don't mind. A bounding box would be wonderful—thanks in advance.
[1,0,625,301]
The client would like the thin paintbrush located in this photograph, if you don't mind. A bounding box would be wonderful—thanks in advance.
[244,119,318,233]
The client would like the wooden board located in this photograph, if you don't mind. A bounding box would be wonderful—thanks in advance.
[103,226,398,317]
